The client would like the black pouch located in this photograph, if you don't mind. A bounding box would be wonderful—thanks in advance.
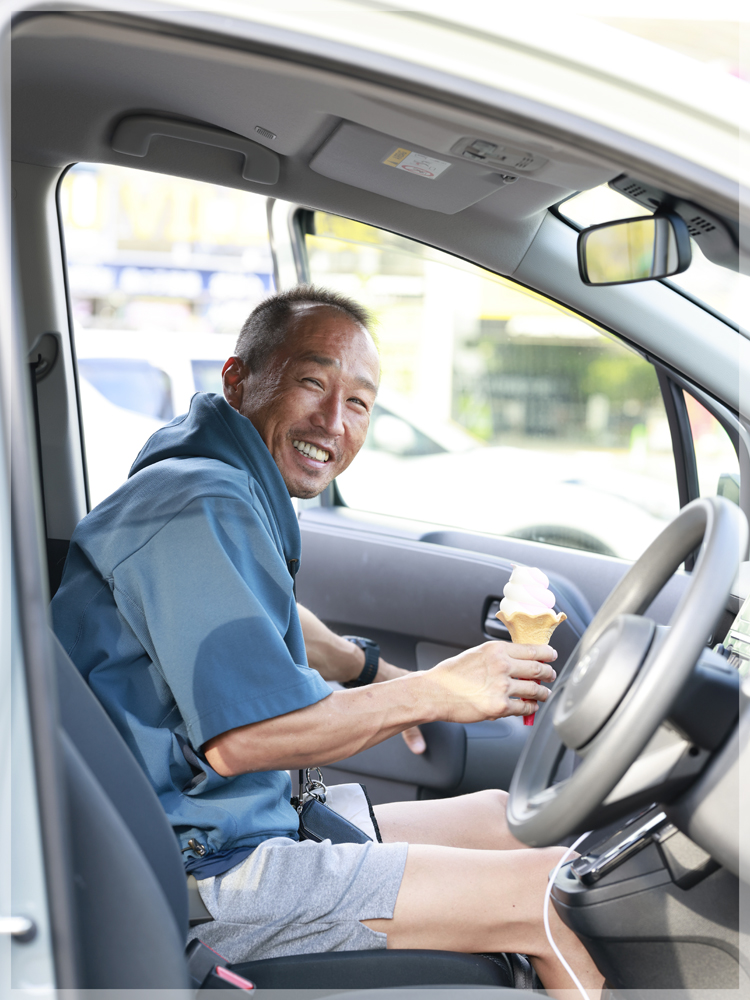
[297,795,373,844]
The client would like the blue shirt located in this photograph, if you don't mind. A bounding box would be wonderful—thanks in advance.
[51,393,331,871]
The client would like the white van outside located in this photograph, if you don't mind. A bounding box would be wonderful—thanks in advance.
[75,329,237,505]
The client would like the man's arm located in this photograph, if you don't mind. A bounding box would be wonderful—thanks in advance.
[297,603,426,753]
[203,640,556,777]
[297,603,410,684]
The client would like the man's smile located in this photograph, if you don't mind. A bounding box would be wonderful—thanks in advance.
[292,439,331,463]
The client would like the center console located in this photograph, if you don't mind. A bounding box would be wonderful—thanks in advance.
[551,807,739,992]
[550,593,750,994]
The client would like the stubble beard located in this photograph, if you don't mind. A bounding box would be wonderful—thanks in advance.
[285,467,335,500]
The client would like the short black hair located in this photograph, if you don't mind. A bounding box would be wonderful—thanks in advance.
[234,284,373,372]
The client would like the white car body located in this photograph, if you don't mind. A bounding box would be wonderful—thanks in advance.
[3,3,748,997]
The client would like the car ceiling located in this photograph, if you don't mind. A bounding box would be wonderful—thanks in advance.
[12,11,624,276]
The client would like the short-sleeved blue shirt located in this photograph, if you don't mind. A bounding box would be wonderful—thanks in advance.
[51,393,331,867]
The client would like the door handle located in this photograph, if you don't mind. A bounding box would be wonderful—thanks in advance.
[111,115,280,185]
[484,599,511,640]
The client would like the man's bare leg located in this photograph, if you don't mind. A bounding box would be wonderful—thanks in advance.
[374,788,526,851]
[372,791,603,995]
[363,843,603,996]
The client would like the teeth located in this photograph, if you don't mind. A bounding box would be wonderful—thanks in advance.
[293,440,329,462]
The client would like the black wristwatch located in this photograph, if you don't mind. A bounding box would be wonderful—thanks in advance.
[342,636,380,687]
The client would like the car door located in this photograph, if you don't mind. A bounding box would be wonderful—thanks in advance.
[282,204,741,803]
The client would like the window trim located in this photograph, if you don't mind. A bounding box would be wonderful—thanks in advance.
[655,363,748,543]
[656,370,700,571]
[56,163,92,512]
[295,205,746,558]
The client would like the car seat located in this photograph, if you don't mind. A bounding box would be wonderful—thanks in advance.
[54,631,527,990]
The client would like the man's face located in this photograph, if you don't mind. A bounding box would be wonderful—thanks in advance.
[223,304,379,498]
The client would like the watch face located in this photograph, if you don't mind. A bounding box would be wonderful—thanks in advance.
[344,635,377,651]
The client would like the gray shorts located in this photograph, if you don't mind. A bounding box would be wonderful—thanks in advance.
[186,837,409,963]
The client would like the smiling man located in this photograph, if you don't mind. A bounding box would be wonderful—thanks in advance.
[221,291,428,737]
[223,293,379,498]
[51,286,602,995]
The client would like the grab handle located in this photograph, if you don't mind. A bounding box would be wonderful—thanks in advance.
[111,115,279,185]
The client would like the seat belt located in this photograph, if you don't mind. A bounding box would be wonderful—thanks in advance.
[28,344,51,539]
[187,874,214,926]
[185,938,255,990]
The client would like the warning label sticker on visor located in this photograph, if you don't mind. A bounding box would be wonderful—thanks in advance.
[383,148,451,180]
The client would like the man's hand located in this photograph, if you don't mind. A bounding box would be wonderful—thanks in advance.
[424,641,557,723]
[297,603,426,754]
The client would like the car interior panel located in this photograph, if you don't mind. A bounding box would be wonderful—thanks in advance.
[5,4,749,997]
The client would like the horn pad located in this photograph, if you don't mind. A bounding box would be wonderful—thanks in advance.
[553,615,655,750]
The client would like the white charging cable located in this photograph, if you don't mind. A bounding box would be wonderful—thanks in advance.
[543,831,592,1000]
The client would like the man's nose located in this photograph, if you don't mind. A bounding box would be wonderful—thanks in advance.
[312,392,345,437]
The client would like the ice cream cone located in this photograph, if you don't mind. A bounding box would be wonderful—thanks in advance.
[495,609,567,645]
[496,608,566,724]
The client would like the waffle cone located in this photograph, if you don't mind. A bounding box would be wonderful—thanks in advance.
[496,609,567,645]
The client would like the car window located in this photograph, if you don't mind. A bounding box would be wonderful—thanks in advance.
[78,358,174,421]
[684,392,740,504]
[306,212,681,560]
[60,164,273,507]
[191,359,226,395]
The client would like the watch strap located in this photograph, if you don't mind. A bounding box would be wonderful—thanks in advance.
[342,636,380,687]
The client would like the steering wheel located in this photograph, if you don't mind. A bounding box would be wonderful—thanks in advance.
[506,495,747,847]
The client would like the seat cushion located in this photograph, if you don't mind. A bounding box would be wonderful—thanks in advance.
[231,949,514,989]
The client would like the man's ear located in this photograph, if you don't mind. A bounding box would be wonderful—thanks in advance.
[222,357,249,410]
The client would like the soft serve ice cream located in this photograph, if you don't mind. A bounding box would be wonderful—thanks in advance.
[499,566,559,620]
[496,565,566,725]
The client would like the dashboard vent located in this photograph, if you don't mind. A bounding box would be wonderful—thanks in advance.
[255,126,276,141]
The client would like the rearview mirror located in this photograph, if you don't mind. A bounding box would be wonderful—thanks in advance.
[577,213,691,286]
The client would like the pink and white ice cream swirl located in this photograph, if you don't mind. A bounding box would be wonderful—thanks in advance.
[500,566,556,617]
[497,566,564,726]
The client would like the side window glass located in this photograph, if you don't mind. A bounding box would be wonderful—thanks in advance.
[191,360,226,395]
[78,358,174,421]
[307,213,681,561]
[684,392,740,504]
[60,164,273,507]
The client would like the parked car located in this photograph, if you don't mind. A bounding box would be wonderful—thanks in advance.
[74,329,236,505]
[4,3,748,997]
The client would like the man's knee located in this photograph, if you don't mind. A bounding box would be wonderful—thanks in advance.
[466,787,509,812]
[525,845,575,897]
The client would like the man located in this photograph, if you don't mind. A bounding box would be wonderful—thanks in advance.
[52,286,603,994]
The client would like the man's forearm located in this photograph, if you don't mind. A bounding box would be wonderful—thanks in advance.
[203,672,431,776]
[297,603,408,684]
[203,640,557,778]
[296,603,426,754]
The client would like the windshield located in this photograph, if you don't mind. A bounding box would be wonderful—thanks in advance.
[558,185,748,328]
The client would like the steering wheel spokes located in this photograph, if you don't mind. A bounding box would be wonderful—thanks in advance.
[507,496,747,846]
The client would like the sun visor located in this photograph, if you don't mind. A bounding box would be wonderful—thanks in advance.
[310,123,516,214]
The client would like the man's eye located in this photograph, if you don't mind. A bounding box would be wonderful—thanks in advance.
[349,397,368,410]
[303,377,322,388]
